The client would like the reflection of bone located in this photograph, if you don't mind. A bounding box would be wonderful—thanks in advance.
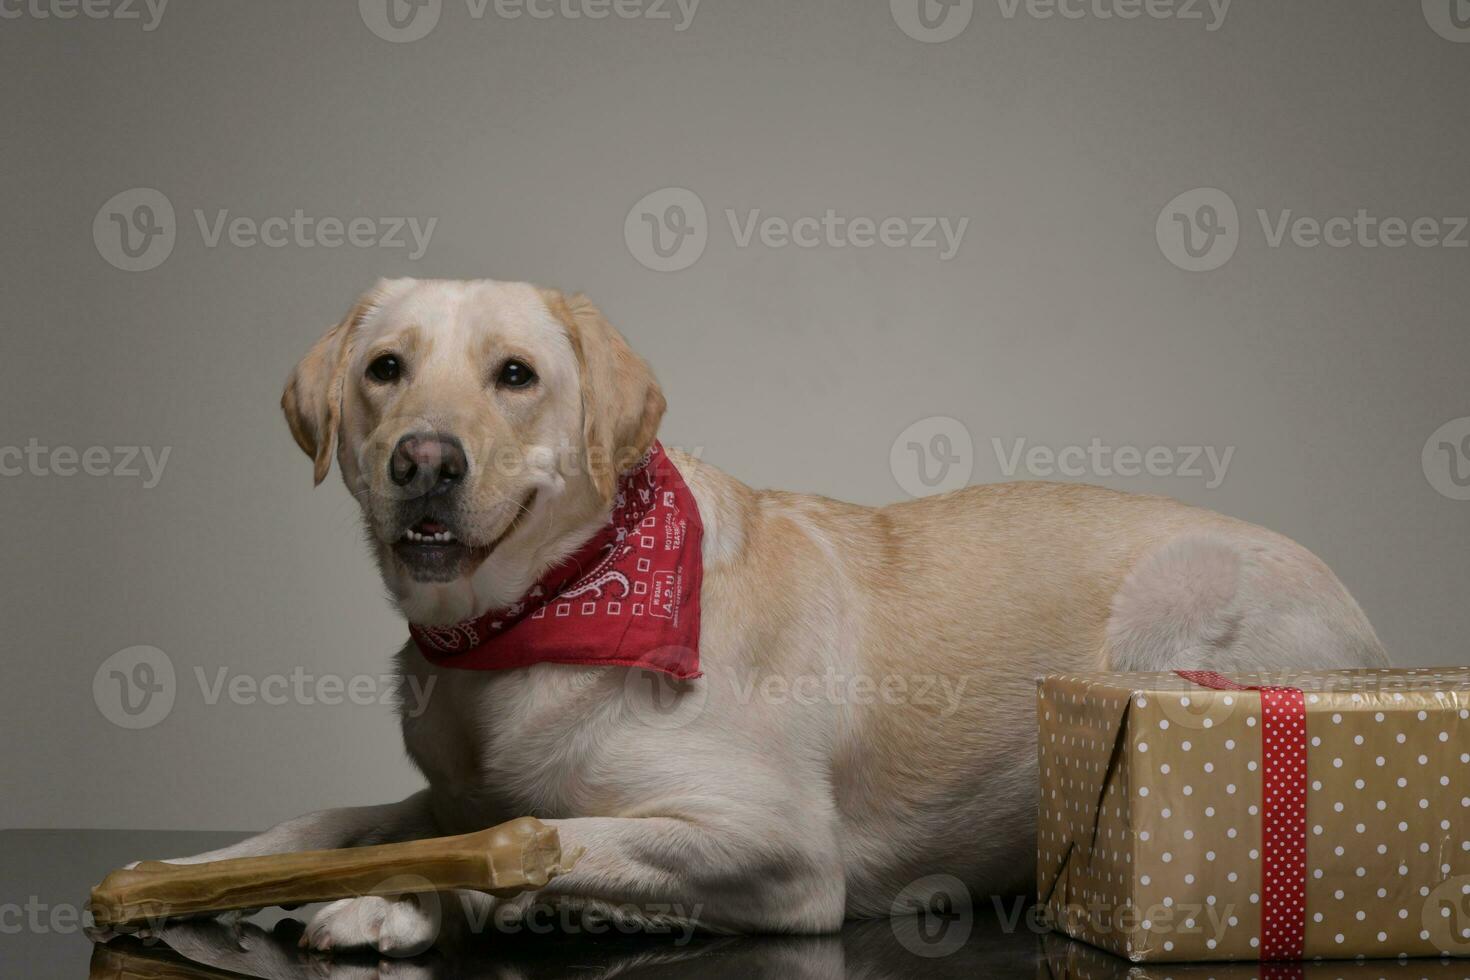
[90,941,251,980]
[91,925,836,980]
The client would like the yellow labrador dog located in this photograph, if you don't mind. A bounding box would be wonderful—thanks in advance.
[150,278,1386,953]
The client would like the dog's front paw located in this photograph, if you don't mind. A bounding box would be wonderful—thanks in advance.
[300,896,440,956]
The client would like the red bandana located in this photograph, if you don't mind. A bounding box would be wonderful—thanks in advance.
[408,442,703,679]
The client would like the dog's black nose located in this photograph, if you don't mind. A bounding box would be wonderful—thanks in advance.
[390,433,467,492]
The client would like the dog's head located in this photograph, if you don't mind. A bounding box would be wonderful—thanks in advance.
[282,278,664,626]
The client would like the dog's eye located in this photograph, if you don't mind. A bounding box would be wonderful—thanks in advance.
[367,354,402,383]
[497,359,537,389]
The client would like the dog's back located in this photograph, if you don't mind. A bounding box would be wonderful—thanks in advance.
[676,454,1385,909]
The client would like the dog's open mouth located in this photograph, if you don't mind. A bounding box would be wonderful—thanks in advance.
[392,520,475,583]
[400,519,458,545]
[390,491,537,582]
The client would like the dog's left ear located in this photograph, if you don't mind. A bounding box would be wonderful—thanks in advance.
[542,290,666,502]
[281,290,377,486]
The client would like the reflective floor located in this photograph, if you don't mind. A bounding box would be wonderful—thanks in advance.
[4,829,1467,978]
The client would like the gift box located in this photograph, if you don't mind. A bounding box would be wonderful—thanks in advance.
[1037,668,1470,963]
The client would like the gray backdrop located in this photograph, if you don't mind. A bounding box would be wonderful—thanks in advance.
[3,0,1468,830]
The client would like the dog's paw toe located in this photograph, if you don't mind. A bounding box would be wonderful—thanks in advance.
[301,896,439,956]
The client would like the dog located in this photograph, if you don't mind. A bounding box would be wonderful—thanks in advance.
[144,277,1387,954]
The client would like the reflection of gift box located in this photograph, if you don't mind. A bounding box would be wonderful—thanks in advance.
[1039,931,1470,978]
[1037,669,1470,962]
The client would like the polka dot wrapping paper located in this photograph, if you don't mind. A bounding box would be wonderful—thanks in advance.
[1037,669,1470,963]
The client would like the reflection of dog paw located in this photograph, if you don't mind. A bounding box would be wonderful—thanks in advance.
[301,896,439,956]
[302,956,435,980]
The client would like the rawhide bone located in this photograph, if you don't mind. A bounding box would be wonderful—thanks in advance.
[89,816,573,929]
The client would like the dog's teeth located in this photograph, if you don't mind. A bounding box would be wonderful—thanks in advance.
[400,527,459,544]
[402,528,456,544]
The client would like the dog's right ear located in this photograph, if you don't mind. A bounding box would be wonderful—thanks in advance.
[281,290,378,486]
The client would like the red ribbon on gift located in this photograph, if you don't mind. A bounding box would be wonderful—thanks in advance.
[1174,670,1308,963]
